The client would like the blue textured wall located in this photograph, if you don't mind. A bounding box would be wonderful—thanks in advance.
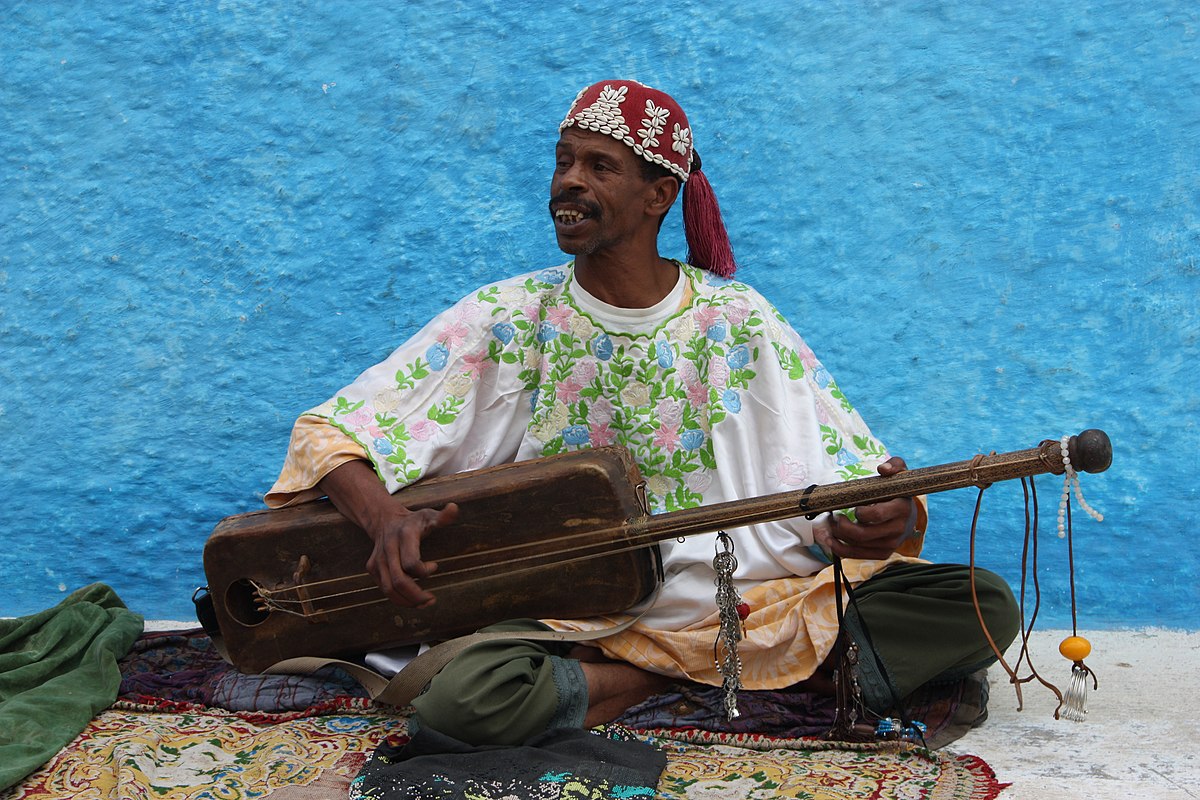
[3,2,1197,627]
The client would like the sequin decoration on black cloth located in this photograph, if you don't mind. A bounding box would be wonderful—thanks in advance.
[350,724,666,800]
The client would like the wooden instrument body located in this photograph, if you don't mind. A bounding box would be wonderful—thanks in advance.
[204,447,659,673]
[205,429,1112,674]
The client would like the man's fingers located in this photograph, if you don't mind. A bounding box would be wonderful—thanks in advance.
[814,525,895,560]
[821,513,907,559]
[853,497,911,526]
[375,504,461,607]
[435,502,460,527]
[399,506,456,578]
[369,545,435,607]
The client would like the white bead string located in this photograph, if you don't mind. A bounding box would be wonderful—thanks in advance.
[1057,434,1105,538]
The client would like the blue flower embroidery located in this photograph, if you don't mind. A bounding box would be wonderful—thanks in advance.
[702,273,734,287]
[722,388,742,413]
[727,343,750,370]
[536,321,559,343]
[836,448,860,466]
[562,425,590,445]
[537,267,568,284]
[373,437,394,455]
[593,333,614,361]
[529,388,540,412]
[426,343,449,371]
[814,366,833,388]
[655,339,674,368]
[706,321,728,342]
[491,322,515,344]
[680,429,706,450]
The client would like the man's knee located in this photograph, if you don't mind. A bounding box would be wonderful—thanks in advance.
[409,635,587,746]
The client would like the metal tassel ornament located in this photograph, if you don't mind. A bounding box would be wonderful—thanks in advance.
[713,531,749,720]
[1059,635,1098,721]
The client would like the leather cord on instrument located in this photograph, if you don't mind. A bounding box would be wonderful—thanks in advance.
[967,479,1067,717]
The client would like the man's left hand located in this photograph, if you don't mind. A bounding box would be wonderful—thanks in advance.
[814,456,917,560]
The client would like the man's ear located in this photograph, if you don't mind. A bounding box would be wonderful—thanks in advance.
[645,176,681,219]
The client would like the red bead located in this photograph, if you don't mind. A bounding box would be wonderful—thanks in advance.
[736,602,751,620]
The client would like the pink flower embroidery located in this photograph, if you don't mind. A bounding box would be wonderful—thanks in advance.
[588,397,616,425]
[367,425,384,438]
[344,408,374,427]
[571,357,598,384]
[686,381,709,406]
[556,379,584,404]
[796,338,817,367]
[656,398,685,429]
[694,305,722,333]
[409,420,439,442]
[726,300,751,326]
[438,321,470,348]
[461,351,489,379]
[653,424,681,453]
[454,300,482,322]
[774,456,811,487]
[589,423,617,447]
[545,305,574,331]
[709,356,729,389]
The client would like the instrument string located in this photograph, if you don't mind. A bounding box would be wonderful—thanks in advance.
[255,530,671,616]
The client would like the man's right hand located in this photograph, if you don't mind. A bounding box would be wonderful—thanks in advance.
[364,502,459,607]
[317,459,459,608]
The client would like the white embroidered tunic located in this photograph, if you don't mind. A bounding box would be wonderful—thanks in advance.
[268,262,924,687]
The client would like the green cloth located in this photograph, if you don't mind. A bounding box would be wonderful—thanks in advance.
[0,583,144,790]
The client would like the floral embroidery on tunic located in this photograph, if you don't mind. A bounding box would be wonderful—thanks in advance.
[314,263,885,514]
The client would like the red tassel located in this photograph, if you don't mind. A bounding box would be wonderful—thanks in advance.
[683,167,738,278]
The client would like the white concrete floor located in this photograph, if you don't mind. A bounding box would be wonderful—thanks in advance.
[950,628,1200,800]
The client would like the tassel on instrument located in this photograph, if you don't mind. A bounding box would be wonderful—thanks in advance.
[1059,636,1097,721]
[713,531,748,719]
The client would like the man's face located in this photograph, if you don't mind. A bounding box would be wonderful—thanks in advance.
[549,127,655,257]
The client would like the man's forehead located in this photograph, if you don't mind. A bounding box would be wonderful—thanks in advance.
[555,127,631,156]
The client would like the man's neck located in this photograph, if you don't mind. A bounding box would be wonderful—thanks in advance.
[573,250,680,309]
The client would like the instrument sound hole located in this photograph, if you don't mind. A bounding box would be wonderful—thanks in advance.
[224,579,270,627]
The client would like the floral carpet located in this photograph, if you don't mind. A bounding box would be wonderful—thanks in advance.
[3,699,1006,800]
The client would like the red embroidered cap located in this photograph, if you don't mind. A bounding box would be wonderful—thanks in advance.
[560,79,737,277]
[560,79,693,181]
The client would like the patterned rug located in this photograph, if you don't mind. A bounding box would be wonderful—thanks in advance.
[2,628,1008,799]
[2,700,1007,800]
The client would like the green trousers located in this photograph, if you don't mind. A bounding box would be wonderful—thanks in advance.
[843,562,1020,712]
[411,563,1020,745]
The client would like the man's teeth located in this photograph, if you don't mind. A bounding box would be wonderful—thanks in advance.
[555,209,585,224]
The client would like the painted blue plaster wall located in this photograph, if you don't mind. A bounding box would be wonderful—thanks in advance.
[2,1,1197,627]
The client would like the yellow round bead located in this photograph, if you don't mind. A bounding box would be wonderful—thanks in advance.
[1059,635,1092,662]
